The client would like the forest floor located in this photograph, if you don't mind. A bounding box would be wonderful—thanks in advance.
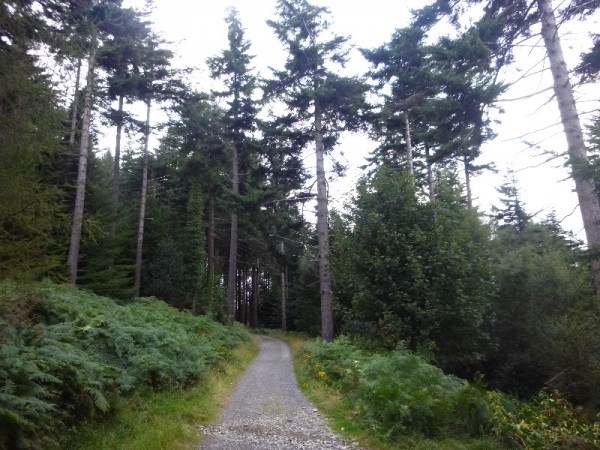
[197,335,362,450]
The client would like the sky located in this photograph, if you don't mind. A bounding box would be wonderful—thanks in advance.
[119,0,599,240]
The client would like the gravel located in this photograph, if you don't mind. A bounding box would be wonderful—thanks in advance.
[198,335,363,450]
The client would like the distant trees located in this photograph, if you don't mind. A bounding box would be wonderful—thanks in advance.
[487,175,600,405]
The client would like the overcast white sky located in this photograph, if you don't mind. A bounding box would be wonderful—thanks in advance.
[120,0,599,239]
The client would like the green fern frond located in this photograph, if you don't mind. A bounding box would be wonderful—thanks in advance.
[84,386,110,413]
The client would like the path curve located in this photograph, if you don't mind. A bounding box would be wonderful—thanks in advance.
[198,335,361,450]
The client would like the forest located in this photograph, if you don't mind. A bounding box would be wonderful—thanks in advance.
[2,0,600,448]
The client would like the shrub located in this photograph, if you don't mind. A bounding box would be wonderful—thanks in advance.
[303,337,481,438]
[0,281,248,449]
[301,337,600,446]
[488,389,600,449]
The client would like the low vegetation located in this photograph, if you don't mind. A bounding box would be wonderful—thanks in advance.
[286,333,600,450]
[0,281,249,449]
[74,338,257,450]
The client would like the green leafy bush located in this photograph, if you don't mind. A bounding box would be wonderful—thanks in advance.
[0,281,248,449]
[302,337,600,447]
[487,389,600,449]
[303,337,479,438]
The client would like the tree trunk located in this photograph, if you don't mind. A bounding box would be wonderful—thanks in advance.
[67,46,96,284]
[68,57,82,148]
[315,103,334,341]
[280,241,287,330]
[251,259,259,328]
[280,269,287,330]
[134,101,151,297]
[538,0,600,301]
[226,143,239,320]
[207,194,216,312]
[463,156,472,208]
[425,144,435,200]
[404,112,414,175]
[110,94,124,237]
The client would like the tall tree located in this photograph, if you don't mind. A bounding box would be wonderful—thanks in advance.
[97,6,151,236]
[133,33,174,297]
[363,22,504,204]
[413,0,600,302]
[67,8,98,284]
[266,0,368,340]
[208,7,258,320]
[158,92,229,312]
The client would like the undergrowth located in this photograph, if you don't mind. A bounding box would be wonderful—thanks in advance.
[0,281,248,449]
[74,337,258,450]
[292,335,600,449]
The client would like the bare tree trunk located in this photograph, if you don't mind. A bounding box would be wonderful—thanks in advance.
[538,0,600,301]
[134,101,151,297]
[226,143,239,320]
[425,144,435,200]
[251,259,259,328]
[67,46,96,284]
[68,57,82,148]
[463,156,472,208]
[404,112,414,175]
[315,104,334,341]
[110,94,124,236]
[207,194,216,312]
[281,240,287,331]
[240,268,248,324]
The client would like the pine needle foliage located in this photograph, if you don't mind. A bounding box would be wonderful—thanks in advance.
[0,281,248,449]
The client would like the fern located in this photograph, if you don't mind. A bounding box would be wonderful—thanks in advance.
[0,281,248,449]
[83,387,109,413]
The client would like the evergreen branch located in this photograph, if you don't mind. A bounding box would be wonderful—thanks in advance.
[496,86,554,102]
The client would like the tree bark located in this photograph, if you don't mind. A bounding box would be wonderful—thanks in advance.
[110,94,124,237]
[67,46,96,284]
[425,143,435,200]
[280,241,287,331]
[315,103,334,341]
[251,259,259,328]
[226,143,239,320]
[207,194,216,312]
[68,57,82,148]
[404,112,414,175]
[463,156,472,208]
[538,0,600,301]
[134,101,151,297]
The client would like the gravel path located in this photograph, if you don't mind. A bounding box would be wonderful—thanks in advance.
[198,335,362,450]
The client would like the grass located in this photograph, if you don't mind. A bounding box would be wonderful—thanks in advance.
[270,331,501,450]
[74,335,259,450]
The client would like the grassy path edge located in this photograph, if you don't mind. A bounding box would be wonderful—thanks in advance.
[74,335,259,450]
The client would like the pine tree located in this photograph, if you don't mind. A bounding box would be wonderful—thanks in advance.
[492,170,532,232]
[208,7,258,320]
[0,1,68,279]
[132,33,174,297]
[97,6,151,236]
[266,0,368,340]
[364,22,505,204]
[411,0,600,302]
[67,7,98,284]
